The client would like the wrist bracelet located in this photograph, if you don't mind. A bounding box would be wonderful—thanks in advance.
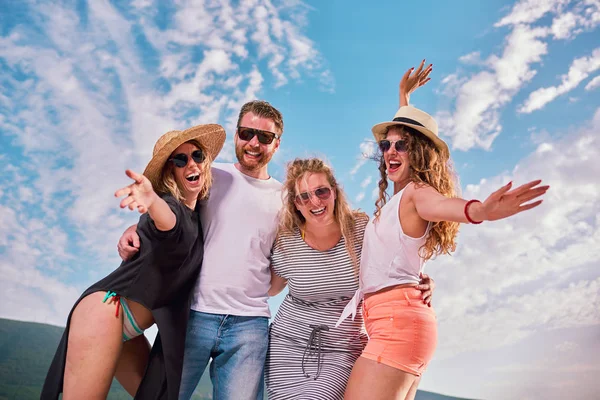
[464,199,483,224]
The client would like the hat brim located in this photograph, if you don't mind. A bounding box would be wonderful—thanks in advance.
[143,124,226,190]
[372,121,449,157]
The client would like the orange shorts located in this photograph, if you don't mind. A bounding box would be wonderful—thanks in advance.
[361,287,437,376]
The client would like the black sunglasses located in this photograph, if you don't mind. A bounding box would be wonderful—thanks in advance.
[378,139,408,153]
[237,127,280,145]
[169,150,205,168]
[295,187,332,205]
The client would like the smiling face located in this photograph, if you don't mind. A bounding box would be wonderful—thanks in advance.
[234,111,280,171]
[384,126,411,187]
[169,142,206,198]
[294,172,336,227]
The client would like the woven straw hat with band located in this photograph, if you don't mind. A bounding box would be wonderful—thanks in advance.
[143,123,226,190]
[371,106,449,157]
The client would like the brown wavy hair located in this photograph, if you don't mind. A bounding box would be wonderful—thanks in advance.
[278,158,367,273]
[374,126,460,261]
[237,100,284,134]
[155,139,213,202]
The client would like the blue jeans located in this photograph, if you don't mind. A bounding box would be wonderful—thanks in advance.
[179,310,269,400]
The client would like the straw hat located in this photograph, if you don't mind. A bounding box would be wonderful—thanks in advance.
[143,123,226,189]
[371,106,449,156]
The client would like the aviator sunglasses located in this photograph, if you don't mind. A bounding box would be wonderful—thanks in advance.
[295,187,332,205]
[378,139,408,153]
[237,127,280,145]
[169,150,205,168]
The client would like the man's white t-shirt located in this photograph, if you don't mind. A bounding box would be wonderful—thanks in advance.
[190,163,282,318]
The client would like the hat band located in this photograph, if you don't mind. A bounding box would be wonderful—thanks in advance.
[392,117,425,127]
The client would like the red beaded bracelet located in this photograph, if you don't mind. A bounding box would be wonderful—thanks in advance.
[464,199,483,224]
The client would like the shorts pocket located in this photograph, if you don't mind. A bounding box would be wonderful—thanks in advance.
[363,304,395,340]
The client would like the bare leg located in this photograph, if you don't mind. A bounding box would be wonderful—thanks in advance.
[344,356,418,400]
[405,376,421,400]
[63,292,123,400]
[115,334,151,396]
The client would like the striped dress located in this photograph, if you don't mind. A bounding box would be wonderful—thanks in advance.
[265,215,369,399]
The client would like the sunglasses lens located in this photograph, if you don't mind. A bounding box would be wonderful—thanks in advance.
[238,128,255,141]
[379,140,391,152]
[191,150,205,163]
[239,128,276,144]
[171,154,188,168]
[295,193,310,204]
[395,141,407,152]
[256,131,274,145]
[314,187,331,200]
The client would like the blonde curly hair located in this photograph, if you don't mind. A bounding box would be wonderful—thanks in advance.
[374,125,460,261]
[278,158,367,273]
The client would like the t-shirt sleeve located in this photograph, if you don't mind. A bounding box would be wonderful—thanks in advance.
[136,195,185,242]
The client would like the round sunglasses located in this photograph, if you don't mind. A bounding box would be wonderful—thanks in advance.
[294,187,332,205]
[169,150,205,168]
[237,127,280,145]
[378,139,408,153]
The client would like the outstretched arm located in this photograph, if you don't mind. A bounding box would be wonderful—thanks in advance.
[115,169,176,231]
[412,180,549,224]
[399,59,433,107]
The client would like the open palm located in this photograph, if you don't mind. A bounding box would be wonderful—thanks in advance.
[400,59,432,101]
[481,180,549,221]
[114,169,157,214]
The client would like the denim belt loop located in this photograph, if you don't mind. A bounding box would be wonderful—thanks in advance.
[301,324,330,380]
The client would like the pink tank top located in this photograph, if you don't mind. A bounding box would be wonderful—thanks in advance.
[336,184,430,326]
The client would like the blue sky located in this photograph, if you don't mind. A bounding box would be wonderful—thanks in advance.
[1,1,599,399]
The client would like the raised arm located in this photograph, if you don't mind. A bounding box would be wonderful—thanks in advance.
[411,180,549,224]
[268,268,288,297]
[399,59,433,107]
[115,169,176,230]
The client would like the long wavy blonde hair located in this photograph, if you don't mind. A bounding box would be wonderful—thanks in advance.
[374,126,460,261]
[154,139,213,203]
[278,158,367,273]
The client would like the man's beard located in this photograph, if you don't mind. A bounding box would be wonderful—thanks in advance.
[235,145,274,171]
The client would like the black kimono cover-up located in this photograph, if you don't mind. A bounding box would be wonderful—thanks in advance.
[41,195,204,400]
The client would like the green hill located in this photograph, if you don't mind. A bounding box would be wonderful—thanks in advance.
[0,318,211,400]
[0,318,475,400]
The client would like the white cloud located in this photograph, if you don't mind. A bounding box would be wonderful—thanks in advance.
[458,51,483,65]
[438,24,549,151]
[349,139,377,176]
[360,176,373,188]
[556,341,579,352]
[585,74,600,90]
[353,176,373,204]
[0,0,330,326]
[494,0,571,27]
[371,185,381,201]
[431,108,600,360]
[437,0,600,151]
[519,47,600,113]
[551,11,579,38]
